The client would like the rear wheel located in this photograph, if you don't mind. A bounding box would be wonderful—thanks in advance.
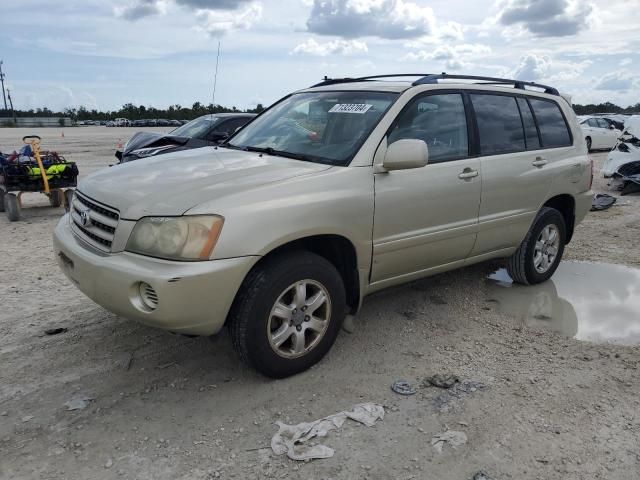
[507,207,566,285]
[6,193,20,221]
[585,137,592,151]
[49,190,63,208]
[228,251,346,378]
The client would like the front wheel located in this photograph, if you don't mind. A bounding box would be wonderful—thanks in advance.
[228,251,346,378]
[507,207,566,285]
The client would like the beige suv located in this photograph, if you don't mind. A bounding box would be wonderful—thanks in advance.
[54,74,592,377]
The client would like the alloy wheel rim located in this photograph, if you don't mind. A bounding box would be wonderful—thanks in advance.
[533,224,560,274]
[267,279,331,359]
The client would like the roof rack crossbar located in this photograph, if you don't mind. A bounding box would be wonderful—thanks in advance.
[412,73,559,95]
[311,74,436,88]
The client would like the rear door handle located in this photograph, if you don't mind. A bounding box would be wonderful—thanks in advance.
[532,157,548,167]
[458,169,479,179]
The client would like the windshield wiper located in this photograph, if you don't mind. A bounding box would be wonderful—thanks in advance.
[241,146,312,162]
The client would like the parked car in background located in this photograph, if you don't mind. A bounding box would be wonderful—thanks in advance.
[114,118,131,127]
[115,113,256,162]
[106,121,115,127]
[169,119,182,127]
[56,74,592,378]
[578,116,621,151]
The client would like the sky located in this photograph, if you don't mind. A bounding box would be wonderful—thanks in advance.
[0,0,639,113]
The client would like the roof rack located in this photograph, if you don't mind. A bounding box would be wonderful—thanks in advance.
[411,73,559,95]
[311,73,559,96]
[311,74,434,88]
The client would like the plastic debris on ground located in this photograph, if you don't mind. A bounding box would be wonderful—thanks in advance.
[431,429,468,453]
[473,471,492,480]
[64,396,93,411]
[591,193,617,211]
[391,379,417,395]
[423,373,460,389]
[432,379,487,413]
[270,403,384,461]
[44,327,68,336]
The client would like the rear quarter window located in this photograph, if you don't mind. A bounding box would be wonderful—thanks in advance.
[528,98,572,148]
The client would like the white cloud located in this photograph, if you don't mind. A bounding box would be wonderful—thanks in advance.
[292,38,368,56]
[595,71,638,91]
[195,2,262,36]
[512,54,551,80]
[498,0,595,37]
[306,0,437,39]
[401,44,492,70]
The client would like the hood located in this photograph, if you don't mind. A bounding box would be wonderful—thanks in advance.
[123,131,190,154]
[79,147,332,219]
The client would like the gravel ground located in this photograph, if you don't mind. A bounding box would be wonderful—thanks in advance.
[1,127,639,480]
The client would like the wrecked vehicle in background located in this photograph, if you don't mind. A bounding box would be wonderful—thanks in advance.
[115,113,256,163]
[603,115,640,195]
[578,116,622,151]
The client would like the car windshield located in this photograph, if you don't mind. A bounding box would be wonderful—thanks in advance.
[227,91,398,165]
[171,116,221,138]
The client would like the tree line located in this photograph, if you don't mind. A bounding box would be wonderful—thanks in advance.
[0,100,638,121]
[0,101,265,121]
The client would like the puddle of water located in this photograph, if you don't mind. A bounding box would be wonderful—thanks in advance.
[486,261,640,345]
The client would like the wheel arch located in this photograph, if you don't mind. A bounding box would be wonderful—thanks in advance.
[543,194,576,243]
[227,234,361,325]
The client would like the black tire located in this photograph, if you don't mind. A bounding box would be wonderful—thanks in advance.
[507,207,566,285]
[585,137,592,152]
[49,190,63,208]
[6,193,20,222]
[0,188,5,213]
[64,189,75,212]
[228,250,346,378]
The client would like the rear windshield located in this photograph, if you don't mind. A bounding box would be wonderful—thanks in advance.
[171,116,221,138]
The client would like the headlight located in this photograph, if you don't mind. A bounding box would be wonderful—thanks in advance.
[126,216,224,261]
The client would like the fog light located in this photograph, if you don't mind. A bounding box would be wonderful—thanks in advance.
[138,282,159,311]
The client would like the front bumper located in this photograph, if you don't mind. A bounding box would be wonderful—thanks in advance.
[53,214,258,335]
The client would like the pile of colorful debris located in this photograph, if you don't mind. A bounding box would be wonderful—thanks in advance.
[0,143,78,192]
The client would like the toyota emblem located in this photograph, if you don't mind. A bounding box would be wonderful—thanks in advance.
[79,209,90,227]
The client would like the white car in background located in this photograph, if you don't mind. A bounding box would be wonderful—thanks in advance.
[578,116,621,151]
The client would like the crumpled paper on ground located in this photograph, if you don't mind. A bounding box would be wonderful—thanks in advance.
[431,429,467,453]
[271,403,384,461]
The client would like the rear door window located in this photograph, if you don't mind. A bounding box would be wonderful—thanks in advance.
[471,94,525,155]
[528,98,572,148]
[517,97,541,150]
[596,118,610,129]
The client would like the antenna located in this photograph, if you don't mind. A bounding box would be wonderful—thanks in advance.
[0,60,8,111]
[211,40,221,109]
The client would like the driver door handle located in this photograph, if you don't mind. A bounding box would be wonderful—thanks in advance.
[532,157,548,167]
[458,168,479,180]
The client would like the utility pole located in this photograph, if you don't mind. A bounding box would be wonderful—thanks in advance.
[7,88,16,123]
[0,60,8,111]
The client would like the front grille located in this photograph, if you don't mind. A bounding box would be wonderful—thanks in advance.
[70,192,119,252]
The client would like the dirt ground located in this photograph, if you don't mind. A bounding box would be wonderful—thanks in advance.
[1,127,639,480]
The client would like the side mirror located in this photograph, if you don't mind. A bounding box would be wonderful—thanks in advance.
[382,139,429,171]
[609,124,615,130]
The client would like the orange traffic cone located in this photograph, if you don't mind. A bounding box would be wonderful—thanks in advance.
[116,139,123,150]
